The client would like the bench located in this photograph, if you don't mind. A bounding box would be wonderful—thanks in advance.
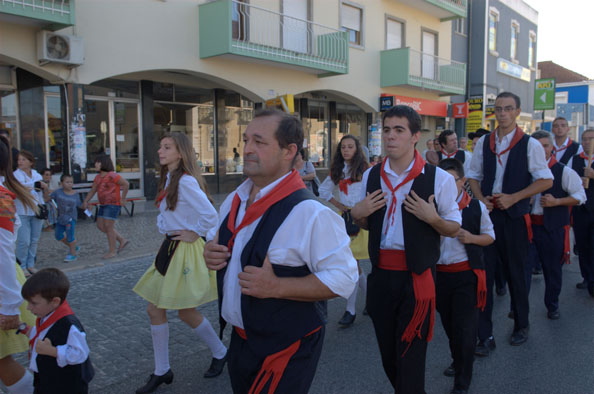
[88,198,143,221]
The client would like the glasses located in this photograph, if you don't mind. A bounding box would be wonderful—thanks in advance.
[494,106,516,113]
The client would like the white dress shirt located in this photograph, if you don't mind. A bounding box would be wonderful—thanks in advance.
[0,176,23,316]
[28,311,90,372]
[358,156,462,250]
[531,158,586,215]
[318,164,365,208]
[554,137,583,162]
[157,174,218,237]
[13,168,44,216]
[440,149,473,177]
[207,172,359,329]
[467,131,553,194]
[437,194,495,265]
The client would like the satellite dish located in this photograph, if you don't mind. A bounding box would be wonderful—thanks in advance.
[46,35,69,60]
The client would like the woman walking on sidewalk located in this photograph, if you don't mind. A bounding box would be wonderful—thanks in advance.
[133,132,227,394]
[82,156,129,259]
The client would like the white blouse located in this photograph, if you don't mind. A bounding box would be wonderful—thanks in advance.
[13,168,44,216]
[319,163,365,208]
[0,176,23,316]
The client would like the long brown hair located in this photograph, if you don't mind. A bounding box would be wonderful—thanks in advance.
[157,132,211,211]
[330,135,369,184]
[0,136,37,211]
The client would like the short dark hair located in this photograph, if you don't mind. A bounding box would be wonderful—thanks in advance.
[254,109,303,157]
[496,92,521,109]
[553,117,568,125]
[95,155,115,172]
[438,130,456,148]
[18,150,35,166]
[60,173,73,182]
[21,268,70,304]
[438,158,465,179]
[382,105,422,134]
[0,129,10,137]
[41,167,52,175]
[531,130,553,144]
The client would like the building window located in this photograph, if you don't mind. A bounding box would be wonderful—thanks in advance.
[511,21,520,61]
[386,16,404,49]
[341,2,363,46]
[488,8,499,53]
[528,31,536,68]
[454,18,466,35]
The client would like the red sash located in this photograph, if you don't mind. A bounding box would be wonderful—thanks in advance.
[436,261,487,311]
[563,225,571,265]
[226,170,305,251]
[338,178,353,195]
[489,127,525,167]
[0,186,16,233]
[29,301,74,358]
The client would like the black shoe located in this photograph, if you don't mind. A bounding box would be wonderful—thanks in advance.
[576,280,588,289]
[573,244,579,256]
[496,287,507,296]
[510,328,529,346]
[136,370,174,394]
[532,268,542,275]
[204,355,227,378]
[338,311,356,326]
[443,362,455,377]
[450,389,468,394]
[475,337,496,357]
[547,310,560,320]
[588,284,594,298]
[507,311,514,319]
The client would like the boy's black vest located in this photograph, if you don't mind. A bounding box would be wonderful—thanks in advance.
[437,149,466,163]
[571,154,594,212]
[34,315,94,394]
[460,199,485,270]
[558,140,580,165]
[366,162,440,274]
[539,162,571,231]
[481,131,531,218]
[217,188,323,357]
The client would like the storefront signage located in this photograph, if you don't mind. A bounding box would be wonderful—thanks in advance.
[368,123,381,156]
[485,105,496,119]
[497,58,531,82]
[466,96,483,133]
[380,94,447,117]
[452,102,469,118]
[380,95,395,111]
[534,78,556,110]
[266,94,294,113]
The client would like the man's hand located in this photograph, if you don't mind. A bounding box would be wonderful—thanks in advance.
[492,193,517,210]
[238,255,280,299]
[171,230,200,243]
[584,167,594,179]
[352,190,387,219]
[203,240,230,271]
[481,195,494,212]
[457,229,476,244]
[36,338,57,357]
[403,191,439,225]
[0,314,19,330]
[540,193,559,208]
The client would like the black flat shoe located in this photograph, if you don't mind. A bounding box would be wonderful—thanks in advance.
[475,336,496,357]
[204,355,227,378]
[576,280,587,289]
[510,328,529,346]
[547,310,560,320]
[496,287,507,296]
[443,362,455,377]
[338,311,356,327]
[136,369,173,394]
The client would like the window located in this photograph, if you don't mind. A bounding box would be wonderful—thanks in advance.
[454,18,466,35]
[341,2,363,46]
[488,9,499,53]
[510,21,520,61]
[528,31,536,68]
[386,17,404,49]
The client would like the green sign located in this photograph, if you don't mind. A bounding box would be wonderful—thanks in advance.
[534,78,555,110]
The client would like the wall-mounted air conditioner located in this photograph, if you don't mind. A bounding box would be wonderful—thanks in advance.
[37,30,84,66]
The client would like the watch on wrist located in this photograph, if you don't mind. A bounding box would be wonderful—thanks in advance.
[16,322,28,335]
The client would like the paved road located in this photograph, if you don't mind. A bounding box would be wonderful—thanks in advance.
[4,256,593,394]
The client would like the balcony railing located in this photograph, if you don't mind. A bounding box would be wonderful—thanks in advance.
[199,0,349,75]
[0,0,75,29]
[381,47,466,95]
[397,0,466,20]
[426,0,467,18]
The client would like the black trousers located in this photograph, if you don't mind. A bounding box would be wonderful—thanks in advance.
[367,267,431,394]
[573,207,594,289]
[227,326,324,394]
[530,224,565,312]
[436,270,478,391]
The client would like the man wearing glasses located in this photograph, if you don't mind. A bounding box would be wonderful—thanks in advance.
[467,92,553,353]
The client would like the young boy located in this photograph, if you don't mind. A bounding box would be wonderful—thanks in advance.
[436,158,495,394]
[20,268,94,394]
[50,174,81,262]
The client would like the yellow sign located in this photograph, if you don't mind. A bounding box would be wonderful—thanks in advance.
[266,94,295,114]
[466,96,483,134]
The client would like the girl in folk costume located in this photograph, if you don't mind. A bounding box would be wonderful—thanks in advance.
[319,134,369,326]
[0,135,36,394]
[133,133,227,394]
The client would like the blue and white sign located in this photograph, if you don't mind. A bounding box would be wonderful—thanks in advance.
[497,58,531,82]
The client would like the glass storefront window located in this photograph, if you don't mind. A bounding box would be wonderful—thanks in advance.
[335,103,366,149]
[222,92,253,174]
[0,90,18,147]
[84,100,111,175]
[304,100,329,168]
[45,95,65,173]
[85,80,139,99]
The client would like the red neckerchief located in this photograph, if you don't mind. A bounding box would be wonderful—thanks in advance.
[226,170,305,251]
[548,155,558,169]
[457,190,472,210]
[440,149,457,159]
[338,178,353,195]
[380,151,426,235]
[0,186,16,233]
[29,300,74,359]
[579,152,594,162]
[489,126,525,167]
[553,138,573,154]
[155,189,167,208]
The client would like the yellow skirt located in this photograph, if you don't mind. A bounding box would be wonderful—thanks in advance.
[0,264,36,359]
[133,238,218,310]
[350,229,369,260]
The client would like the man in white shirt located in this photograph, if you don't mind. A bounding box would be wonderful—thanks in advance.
[468,92,553,352]
[204,109,358,394]
[351,105,461,394]
[437,130,472,176]
[552,117,582,164]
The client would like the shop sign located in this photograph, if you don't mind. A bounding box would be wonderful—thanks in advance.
[368,123,381,156]
[452,102,469,118]
[266,94,295,113]
[387,94,447,117]
[380,95,395,111]
[534,78,556,110]
[497,58,531,82]
[466,96,483,133]
[485,105,496,119]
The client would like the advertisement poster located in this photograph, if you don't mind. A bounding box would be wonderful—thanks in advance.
[368,123,381,156]
[466,96,483,134]
[70,123,87,170]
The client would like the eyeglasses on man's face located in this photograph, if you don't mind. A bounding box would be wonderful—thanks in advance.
[494,106,516,113]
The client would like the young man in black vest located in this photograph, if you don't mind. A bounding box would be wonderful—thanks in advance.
[467,92,553,352]
[552,117,582,165]
[437,130,472,173]
[436,158,494,394]
[528,131,585,318]
[203,109,359,394]
[567,129,594,298]
[351,105,461,394]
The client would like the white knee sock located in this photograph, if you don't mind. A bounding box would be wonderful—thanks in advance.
[151,323,170,376]
[7,370,33,394]
[194,318,227,359]
[358,273,367,298]
[346,286,358,315]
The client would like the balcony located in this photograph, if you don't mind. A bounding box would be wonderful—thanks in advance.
[199,0,349,75]
[0,0,75,30]
[381,47,466,95]
[396,0,467,20]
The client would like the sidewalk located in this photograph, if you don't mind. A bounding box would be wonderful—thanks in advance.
[33,193,230,272]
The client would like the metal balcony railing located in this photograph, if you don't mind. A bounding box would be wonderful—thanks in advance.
[408,48,466,94]
[0,0,74,28]
[429,0,467,12]
[0,0,71,16]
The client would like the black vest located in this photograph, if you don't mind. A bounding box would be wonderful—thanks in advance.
[571,155,594,212]
[366,162,440,274]
[558,140,580,165]
[437,149,466,163]
[461,199,485,270]
[481,132,532,218]
[34,315,94,394]
[541,162,571,231]
[217,189,323,357]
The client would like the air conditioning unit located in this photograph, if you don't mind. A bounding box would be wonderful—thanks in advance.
[37,31,84,66]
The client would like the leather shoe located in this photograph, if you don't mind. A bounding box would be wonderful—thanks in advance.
[496,287,507,296]
[450,389,468,394]
[507,311,514,319]
[338,311,355,326]
[588,284,594,298]
[204,355,227,378]
[443,362,455,377]
[547,310,560,320]
[475,336,496,357]
[532,268,542,275]
[576,280,587,289]
[136,369,174,394]
[510,328,529,346]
